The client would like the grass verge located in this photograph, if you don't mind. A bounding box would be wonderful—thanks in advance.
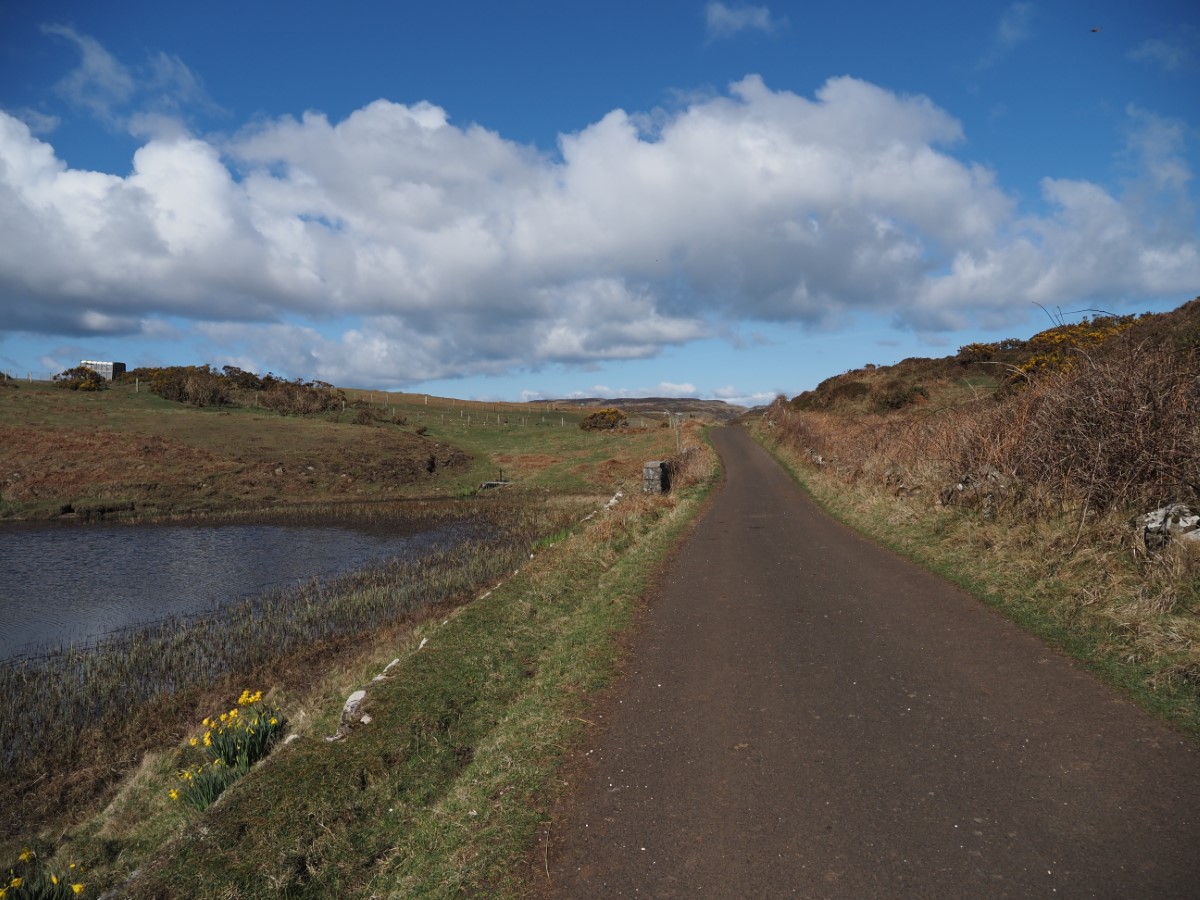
[751,421,1200,742]
[5,437,719,898]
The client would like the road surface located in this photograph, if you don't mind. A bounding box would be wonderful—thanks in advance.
[535,425,1200,898]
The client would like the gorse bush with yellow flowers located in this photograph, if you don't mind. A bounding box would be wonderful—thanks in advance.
[3,848,85,898]
[170,690,286,810]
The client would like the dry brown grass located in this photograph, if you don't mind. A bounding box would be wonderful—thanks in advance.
[767,339,1200,516]
[0,382,472,519]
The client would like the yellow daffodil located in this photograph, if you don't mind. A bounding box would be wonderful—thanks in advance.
[51,873,59,884]
[73,885,86,895]
[9,877,22,888]
[18,849,33,862]
[169,788,180,800]
[189,737,199,747]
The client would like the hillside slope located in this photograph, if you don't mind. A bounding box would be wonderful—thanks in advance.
[789,297,1200,419]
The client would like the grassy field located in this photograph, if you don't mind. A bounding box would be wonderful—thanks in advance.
[1,378,718,898]
[0,380,683,520]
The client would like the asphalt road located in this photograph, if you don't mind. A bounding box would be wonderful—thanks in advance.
[534,425,1200,898]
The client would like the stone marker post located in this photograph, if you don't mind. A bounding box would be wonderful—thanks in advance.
[643,460,670,494]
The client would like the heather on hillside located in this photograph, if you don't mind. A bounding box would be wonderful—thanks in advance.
[771,301,1200,515]
[770,340,1200,516]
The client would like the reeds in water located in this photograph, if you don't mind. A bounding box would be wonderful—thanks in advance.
[0,498,582,830]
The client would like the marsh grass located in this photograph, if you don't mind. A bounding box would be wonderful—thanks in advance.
[0,498,582,840]
[12,435,718,898]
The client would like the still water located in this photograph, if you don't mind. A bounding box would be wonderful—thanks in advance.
[0,519,462,660]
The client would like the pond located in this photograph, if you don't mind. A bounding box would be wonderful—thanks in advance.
[0,518,465,660]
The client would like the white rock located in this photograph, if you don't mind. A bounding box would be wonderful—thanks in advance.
[342,689,367,722]
[327,689,370,741]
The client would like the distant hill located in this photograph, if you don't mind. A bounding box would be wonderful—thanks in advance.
[541,396,746,423]
[788,297,1200,415]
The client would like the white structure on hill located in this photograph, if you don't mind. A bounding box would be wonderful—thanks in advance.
[80,360,126,380]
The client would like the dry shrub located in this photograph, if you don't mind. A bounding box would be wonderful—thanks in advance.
[148,365,230,407]
[667,439,717,491]
[579,408,627,431]
[53,366,107,392]
[1004,343,1199,511]
[766,339,1200,517]
[261,379,344,416]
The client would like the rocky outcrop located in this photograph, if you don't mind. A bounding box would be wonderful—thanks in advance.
[940,468,1013,516]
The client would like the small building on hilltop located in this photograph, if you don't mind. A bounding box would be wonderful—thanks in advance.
[80,360,126,381]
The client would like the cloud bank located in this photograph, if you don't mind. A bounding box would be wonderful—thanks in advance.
[1,72,1196,387]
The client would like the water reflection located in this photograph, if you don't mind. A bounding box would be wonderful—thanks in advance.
[0,520,460,659]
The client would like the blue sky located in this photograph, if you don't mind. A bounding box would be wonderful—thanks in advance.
[1,1,1197,405]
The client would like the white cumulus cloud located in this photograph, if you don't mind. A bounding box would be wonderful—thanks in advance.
[0,64,1196,388]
